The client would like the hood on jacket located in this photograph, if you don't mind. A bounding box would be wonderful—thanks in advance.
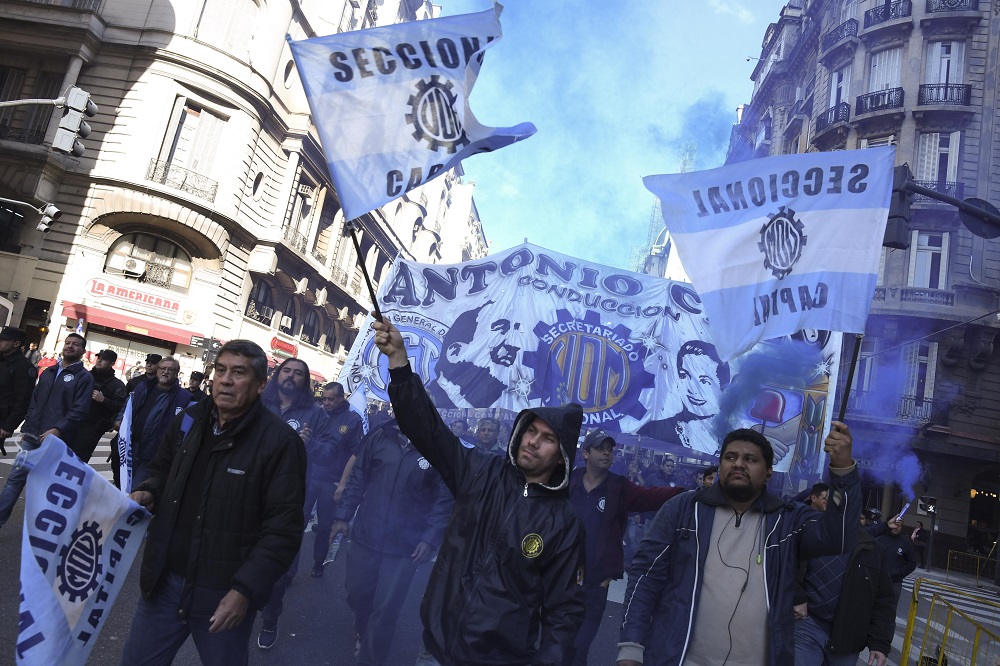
[506,403,583,492]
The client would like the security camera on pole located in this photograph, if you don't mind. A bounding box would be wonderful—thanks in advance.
[52,86,98,157]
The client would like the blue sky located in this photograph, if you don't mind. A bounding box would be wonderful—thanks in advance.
[441,0,787,270]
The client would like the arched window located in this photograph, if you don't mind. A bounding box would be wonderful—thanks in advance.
[245,279,273,325]
[302,309,320,346]
[104,233,192,292]
[280,297,298,334]
[326,320,339,354]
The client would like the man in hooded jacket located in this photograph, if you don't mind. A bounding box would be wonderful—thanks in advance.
[371,316,586,666]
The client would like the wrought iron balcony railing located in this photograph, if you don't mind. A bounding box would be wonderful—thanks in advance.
[816,102,851,133]
[8,0,101,9]
[845,390,936,422]
[0,125,45,145]
[141,263,174,289]
[146,159,218,203]
[856,88,904,115]
[918,83,972,106]
[901,287,955,306]
[898,395,935,422]
[926,0,979,12]
[864,0,912,27]
[821,18,859,52]
[282,226,308,253]
[912,180,964,204]
[311,248,328,265]
[331,267,350,288]
[245,300,273,326]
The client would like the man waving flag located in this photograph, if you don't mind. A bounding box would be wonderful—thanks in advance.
[644,146,895,360]
[288,3,535,221]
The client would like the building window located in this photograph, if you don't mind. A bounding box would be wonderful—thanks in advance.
[904,341,937,418]
[840,0,858,23]
[925,41,965,86]
[326,321,339,354]
[907,231,948,289]
[0,67,25,127]
[158,99,225,176]
[104,233,192,292]
[850,337,877,393]
[195,0,259,54]
[868,47,901,92]
[301,309,320,346]
[280,297,298,335]
[829,63,851,108]
[858,135,896,149]
[916,131,960,188]
[246,279,273,325]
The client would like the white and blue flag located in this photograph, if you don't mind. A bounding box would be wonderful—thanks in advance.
[644,147,895,361]
[288,4,535,221]
[16,437,150,666]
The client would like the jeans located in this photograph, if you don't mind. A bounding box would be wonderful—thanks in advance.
[793,615,860,666]
[346,540,419,666]
[566,581,610,665]
[624,520,645,568]
[260,553,299,627]
[0,438,39,526]
[119,573,255,666]
[304,475,337,565]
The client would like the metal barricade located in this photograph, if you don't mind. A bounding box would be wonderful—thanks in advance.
[901,578,1000,665]
[946,550,997,589]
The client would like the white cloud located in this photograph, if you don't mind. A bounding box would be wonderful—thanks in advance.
[707,0,755,24]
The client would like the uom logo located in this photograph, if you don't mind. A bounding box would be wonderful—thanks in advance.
[406,75,470,154]
[758,206,806,279]
[57,521,103,603]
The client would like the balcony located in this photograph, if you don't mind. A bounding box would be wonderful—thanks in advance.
[282,226,308,254]
[245,300,273,326]
[146,159,218,203]
[0,125,45,145]
[311,248,328,265]
[845,389,936,423]
[922,0,982,29]
[819,19,859,64]
[918,83,972,106]
[7,0,101,9]
[927,0,978,11]
[912,179,964,205]
[855,88,905,117]
[814,103,851,145]
[900,287,955,306]
[864,0,912,28]
[141,263,174,289]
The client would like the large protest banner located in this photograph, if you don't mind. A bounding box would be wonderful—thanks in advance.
[644,146,894,361]
[340,243,841,484]
[15,437,149,666]
[289,4,535,221]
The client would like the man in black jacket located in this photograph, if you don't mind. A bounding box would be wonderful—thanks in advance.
[125,352,162,394]
[75,349,127,462]
[372,316,586,666]
[0,327,36,456]
[0,332,92,528]
[876,517,919,606]
[120,339,307,665]
[794,485,894,666]
[331,419,452,666]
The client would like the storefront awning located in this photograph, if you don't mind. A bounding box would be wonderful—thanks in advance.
[61,302,205,347]
[310,369,326,383]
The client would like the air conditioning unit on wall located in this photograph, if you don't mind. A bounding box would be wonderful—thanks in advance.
[280,315,293,329]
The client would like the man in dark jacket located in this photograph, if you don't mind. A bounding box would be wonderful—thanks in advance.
[618,424,860,666]
[372,316,586,666]
[257,357,331,648]
[875,517,919,606]
[187,370,208,403]
[0,332,93,527]
[125,352,162,394]
[794,485,894,666]
[317,382,364,564]
[567,429,684,666]
[0,326,36,456]
[75,349,127,462]
[331,419,452,666]
[116,356,192,490]
[120,339,307,664]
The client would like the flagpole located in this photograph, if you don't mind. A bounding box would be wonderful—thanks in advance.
[344,219,383,321]
[837,333,864,422]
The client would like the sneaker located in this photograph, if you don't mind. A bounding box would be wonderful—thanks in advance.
[257,623,278,649]
[354,636,361,657]
[310,562,324,578]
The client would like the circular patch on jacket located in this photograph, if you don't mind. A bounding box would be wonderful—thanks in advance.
[598,497,606,512]
[340,425,349,434]
[417,457,430,470]
[521,533,543,559]
[287,419,301,431]
[63,374,74,382]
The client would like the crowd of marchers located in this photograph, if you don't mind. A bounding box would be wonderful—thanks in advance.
[0,320,922,666]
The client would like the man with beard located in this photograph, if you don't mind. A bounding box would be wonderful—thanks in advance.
[117,357,192,489]
[75,349,127,462]
[0,333,93,528]
[618,423,860,666]
[0,327,35,456]
[370,316,586,666]
[426,304,522,408]
[256,357,331,649]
